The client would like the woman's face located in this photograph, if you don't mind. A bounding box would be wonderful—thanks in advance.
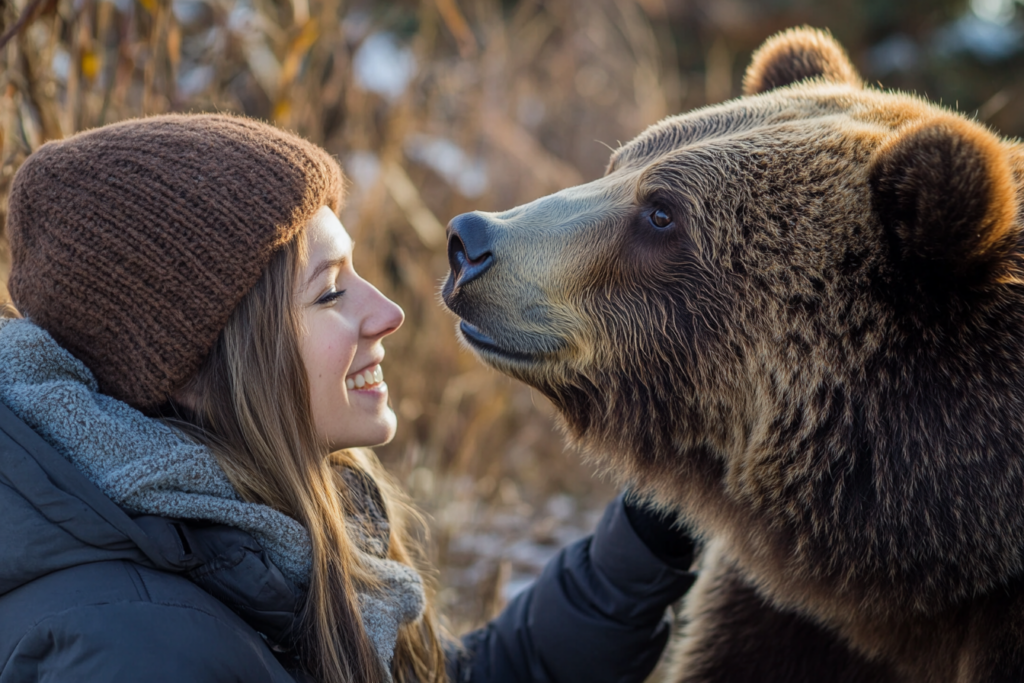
[296,206,405,450]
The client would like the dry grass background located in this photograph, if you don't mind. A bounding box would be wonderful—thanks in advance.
[1,0,1022,665]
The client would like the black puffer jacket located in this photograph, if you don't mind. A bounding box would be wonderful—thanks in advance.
[0,400,696,682]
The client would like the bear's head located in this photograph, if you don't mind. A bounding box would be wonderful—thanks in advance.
[442,28,1024,619]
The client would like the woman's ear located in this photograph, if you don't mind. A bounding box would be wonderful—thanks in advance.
[870,116,1019,286]
[742,27,862,96]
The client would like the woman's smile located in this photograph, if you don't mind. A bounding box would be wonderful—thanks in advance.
[346,363,385,391]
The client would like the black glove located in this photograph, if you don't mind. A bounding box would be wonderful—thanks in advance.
[622,490,696,571]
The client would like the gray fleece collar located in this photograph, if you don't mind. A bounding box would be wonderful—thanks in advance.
[0,318,423,678]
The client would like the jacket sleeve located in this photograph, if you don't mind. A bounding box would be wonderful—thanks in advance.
[2,602,297,683]
[447,494,697,683]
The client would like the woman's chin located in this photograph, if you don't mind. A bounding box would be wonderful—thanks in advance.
[321,408,398,451]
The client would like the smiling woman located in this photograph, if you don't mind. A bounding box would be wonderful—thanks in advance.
[0,113,696,683]
[298,207,405,451]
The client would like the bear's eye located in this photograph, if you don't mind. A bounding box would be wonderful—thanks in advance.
[648,208,673,229]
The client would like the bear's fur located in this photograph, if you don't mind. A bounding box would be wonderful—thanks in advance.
[442,26,1024,681]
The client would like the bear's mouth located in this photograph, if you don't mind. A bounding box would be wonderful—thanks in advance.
[458,321,540,363]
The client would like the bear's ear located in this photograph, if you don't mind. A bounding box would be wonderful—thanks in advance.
[870,116,1019,285]
[742,27,861,96]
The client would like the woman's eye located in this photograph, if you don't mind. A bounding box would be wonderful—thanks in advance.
[318,289,345,305]
[648,208,673,229]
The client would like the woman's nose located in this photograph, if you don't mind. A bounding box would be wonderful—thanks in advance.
[363,284,405,339]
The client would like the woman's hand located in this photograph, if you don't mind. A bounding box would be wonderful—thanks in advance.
[622,490,697,571]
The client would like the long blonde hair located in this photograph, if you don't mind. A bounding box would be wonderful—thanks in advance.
[164,236,447,683]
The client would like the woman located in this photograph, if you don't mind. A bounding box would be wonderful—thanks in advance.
[0,114,696,682]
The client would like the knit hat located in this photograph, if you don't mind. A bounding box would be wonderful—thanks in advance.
[6,114,344,410]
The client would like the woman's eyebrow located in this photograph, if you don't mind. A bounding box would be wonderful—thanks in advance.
[302,257,346,292]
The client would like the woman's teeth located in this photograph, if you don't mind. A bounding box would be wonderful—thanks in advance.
[346,365,384,391]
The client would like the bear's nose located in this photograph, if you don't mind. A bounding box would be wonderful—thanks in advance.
[447,212,494,287]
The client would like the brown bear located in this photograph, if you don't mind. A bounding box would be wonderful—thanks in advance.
[441,27,1024,683]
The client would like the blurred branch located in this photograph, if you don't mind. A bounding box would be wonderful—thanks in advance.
[381,161,448,249]
[434,0,477,58]
[979,88,1013,122]
[0,0,48,51]
[704,36,731,104]
[483,110,584,190]
[18,30,63,141]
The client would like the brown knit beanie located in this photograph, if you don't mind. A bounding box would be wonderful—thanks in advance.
[6,113,344,410]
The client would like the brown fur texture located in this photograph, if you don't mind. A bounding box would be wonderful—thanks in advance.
[742,27,861,96]
[670,539,901,682]
[442,27,1024,682]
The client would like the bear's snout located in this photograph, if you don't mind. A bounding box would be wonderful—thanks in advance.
[446,212,495,291]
